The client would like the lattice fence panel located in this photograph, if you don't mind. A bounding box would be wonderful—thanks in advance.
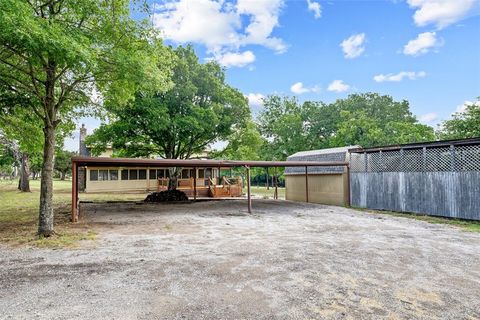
[367,152,382,172]
[349,153,365,172]
[381,150,402,172]
[349,144,480,172]
[401,148,424,172]
[425,147,452,171]
[455,145,480,171]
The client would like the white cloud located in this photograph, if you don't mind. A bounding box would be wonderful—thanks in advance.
[152,0,286,67]
[374,71,427,82]
[419,112,438,123]
[407,0,477,29]
[290,82,320,94]
[403,32,442,56]
[307,0,321,19]
[246,93,264,108]
[216,51,255,68]
[327,80,350,92]
[455,100,480,114]
[340,33,366,59]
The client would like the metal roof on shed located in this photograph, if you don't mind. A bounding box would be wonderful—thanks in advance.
[285,146,359,175]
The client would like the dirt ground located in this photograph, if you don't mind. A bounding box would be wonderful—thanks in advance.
[1,200,479,319]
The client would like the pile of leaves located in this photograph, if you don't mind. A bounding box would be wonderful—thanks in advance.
[144,190,189,202]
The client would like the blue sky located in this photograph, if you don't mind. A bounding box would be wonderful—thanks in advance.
[65,0,480,151]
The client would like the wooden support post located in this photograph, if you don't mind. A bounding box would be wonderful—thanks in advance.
[247,166,252,212]
[305,165,309,203]
[71,161,78,222]
[274,166,278,200]
[266,167,269,190]
[346,165,351,206]
[193,167,197,201]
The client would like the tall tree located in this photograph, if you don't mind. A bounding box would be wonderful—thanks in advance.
[0,0,173,236]
[437,99,480,140]
[87,46,249,189]
[218,120,265,161]
[258,93,435,159]
[54,149,75,180]
[258,96,319,160]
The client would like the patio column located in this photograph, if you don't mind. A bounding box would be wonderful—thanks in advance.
[71,161,78,222]
[274,166,278,200]
[193,167,197,201]
[246,165,251,213]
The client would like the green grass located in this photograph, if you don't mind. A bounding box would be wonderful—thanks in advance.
[248,186,285,199]
[0,179,144,247]
[358,207,480,233]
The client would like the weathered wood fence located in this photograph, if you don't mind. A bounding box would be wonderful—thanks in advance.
[349,140,480,220]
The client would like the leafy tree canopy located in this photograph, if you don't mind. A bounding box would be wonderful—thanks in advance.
[216,119,265,161]
[0,0,174,235]
[258,93,435,160]
[54,149,75,180]
[87,45,250,159]
[437,99,480,140]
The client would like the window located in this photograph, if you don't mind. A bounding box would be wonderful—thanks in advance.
[99,170,108,181]
[149,169,156,180]
[181,169,189,179]
[109,170,118,180]
[139,169,146,180]
[90,170,98,181]
[205,168,212,178]
[121,169,129,180]
[129,169,138,180]
[158,169,165,178]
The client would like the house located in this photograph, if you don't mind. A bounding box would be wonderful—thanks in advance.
[77,125,241,197]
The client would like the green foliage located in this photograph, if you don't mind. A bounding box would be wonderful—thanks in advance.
[437,99,480,140]
[0,0,173,115]
[54,149,76,179]
[0,0,174,234]
[218,120,265,160]
[87,45,250,159]
[258,96,321,160]
[258,93,435,159]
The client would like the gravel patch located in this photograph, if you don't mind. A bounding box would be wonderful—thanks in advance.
[1,200,479,319]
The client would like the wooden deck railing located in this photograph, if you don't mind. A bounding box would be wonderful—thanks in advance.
[157,176,242,197]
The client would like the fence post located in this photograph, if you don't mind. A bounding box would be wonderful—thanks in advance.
[450,145,456,171]
[364,152,368,172]
[422,147,427,172]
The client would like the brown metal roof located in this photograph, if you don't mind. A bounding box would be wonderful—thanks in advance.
[71,156,348,168]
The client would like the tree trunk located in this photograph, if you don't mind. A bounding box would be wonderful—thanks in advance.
[38,125,56,237]
[168,167,178,190]
[60,171,66,180]
[18,153,30,192]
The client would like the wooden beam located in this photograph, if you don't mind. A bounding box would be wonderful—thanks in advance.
[71,161,78,222]
[247,166,252,212]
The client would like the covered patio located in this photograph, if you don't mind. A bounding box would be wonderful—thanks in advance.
[71,157,350,222]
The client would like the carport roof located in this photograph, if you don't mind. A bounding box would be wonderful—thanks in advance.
[71,156,348,168]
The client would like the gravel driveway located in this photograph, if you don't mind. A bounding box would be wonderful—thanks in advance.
[1,200,479,319]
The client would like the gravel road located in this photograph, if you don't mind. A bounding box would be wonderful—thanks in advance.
[1,200,479,319]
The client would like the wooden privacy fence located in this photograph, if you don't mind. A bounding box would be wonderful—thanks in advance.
[349,139,480,220]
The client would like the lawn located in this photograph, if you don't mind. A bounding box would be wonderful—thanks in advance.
[248,185,285,199]
[0,180,285,247]
[0,179,145,247]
